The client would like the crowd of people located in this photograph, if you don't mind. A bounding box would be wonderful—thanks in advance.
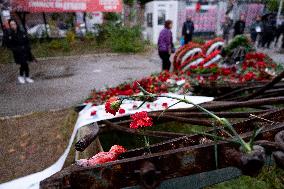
[158,14,284,71]
[223,14,284,49]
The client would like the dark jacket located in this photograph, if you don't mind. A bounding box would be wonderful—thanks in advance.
[182,20,195,36]
[234,20,246,36]
[222,19,233,35]
[5,29,33,64]
[263,20,275,34]
[250,20,263,33]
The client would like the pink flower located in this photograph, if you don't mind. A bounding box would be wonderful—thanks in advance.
[146,104,151,109]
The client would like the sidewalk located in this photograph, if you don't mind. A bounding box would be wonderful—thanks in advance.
[0,53,161,116]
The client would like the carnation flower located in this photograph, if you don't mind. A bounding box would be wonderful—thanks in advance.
[243,72,256,81]
[130,111,153,129]
[77,145,126,167]
[162,102,168,108]
[90,110,97,116]
[105,97,122,116]
[119,108,126,114]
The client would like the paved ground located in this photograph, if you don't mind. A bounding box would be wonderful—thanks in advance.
[0,53,161,116]
[0,48,283,117]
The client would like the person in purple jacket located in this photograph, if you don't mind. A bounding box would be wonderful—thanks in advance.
[158,20,174,71]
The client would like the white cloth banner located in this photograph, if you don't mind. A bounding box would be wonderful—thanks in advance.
[0,93,213,189]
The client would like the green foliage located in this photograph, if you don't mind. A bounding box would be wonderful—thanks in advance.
[209,166,284,189]
[66,30,76,44]
[124,0,135,6]
[48,39,70,52]
[192,37,206,44]
[48,40,63,50]
[96,24,146,53]
[84,32,96,41]
[0,47,13,64]
[104,13,121,22]
[223,35,254,55]
[267,0,282,13]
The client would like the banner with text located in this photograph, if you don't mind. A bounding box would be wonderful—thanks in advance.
[12,0,123,12]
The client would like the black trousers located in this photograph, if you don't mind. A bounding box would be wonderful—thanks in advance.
[184,34,193,44]
[19,62,30,77]
[159,51,171,71]
[261,32,274,48]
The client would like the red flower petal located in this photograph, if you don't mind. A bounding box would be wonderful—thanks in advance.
[129,111,153,129]
[119,109,126,114]
[91,110,97,116]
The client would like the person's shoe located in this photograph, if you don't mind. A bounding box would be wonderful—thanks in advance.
[18,76,26,84]
[25,77,34,83]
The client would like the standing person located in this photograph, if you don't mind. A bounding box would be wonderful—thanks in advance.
[222,16,233,44]
[250,15,263,46]
[274,16,284,48]
[5,19,34,84]
[158,20,174,71]
[233,15,246,37]
[261,16,275,49]
[182,16,194,44]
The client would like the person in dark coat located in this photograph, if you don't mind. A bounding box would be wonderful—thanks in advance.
[261,16,275,48]
[5,19,34,84]
[158,20,174,71]
[234,15,246,37]
[222,16,233,44]
[182,16,194,44]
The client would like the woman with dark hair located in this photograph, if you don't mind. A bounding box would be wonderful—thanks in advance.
[6,19,34,84]
[158,20,174,71]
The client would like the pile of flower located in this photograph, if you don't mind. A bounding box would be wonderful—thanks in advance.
[85,37,281,105]
[85,71,191,105]
[188,52,278,85]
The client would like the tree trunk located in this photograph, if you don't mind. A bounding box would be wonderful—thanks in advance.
[42,12,49,39]
[16,12,27,32]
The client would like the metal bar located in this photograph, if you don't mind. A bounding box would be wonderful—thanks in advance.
[242,71,284,101]
[101,120,188,139]
[75,123,100,152]
[40,123,284,189]
[168,97,284,112]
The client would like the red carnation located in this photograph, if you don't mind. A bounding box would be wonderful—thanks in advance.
[91,110,97,116]
[244,72,256,81]
[105,97,122,116]
[130,111,153,129]
[257,61,266,69]
[162,102,168,108]
[119,108,126,114]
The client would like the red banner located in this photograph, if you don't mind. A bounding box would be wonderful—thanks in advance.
[11,0,123,12]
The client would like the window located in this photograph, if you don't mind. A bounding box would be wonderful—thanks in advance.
[147,13,153,27]
[157,10,166,25]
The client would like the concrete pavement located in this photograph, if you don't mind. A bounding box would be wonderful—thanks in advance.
[0,53,161,116]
